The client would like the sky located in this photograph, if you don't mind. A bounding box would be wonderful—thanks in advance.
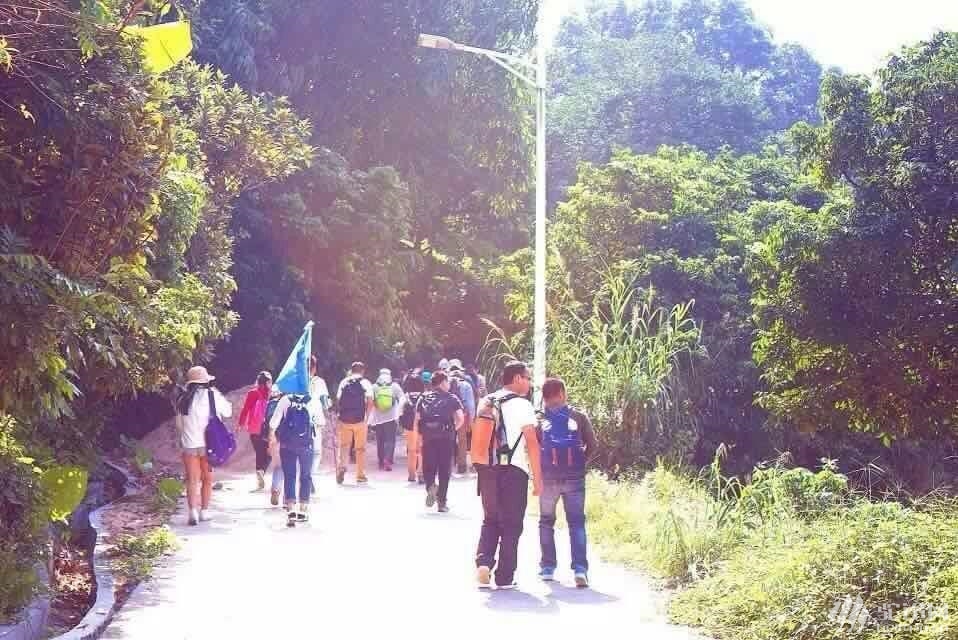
[544,0,958,74]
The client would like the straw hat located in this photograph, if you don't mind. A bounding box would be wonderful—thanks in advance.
[186,365,215,385]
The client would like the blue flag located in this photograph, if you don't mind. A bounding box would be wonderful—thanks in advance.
[275,321,314,395]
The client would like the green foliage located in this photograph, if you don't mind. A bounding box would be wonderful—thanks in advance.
[671,500,958,640]
[0,415,46,619]
[111,526,179,581]
[548,0,822,203]
[549,265,705,471]
[153,477,184,512]
[752,32,958,439]
[0,1,311,455]
[739,460,848,523]
[40,465,88,523]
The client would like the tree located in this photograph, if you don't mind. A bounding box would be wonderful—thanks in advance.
[548,0,822,203]
[752,32,958,440]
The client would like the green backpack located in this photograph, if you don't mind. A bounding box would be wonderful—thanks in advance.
[374,384,394,412]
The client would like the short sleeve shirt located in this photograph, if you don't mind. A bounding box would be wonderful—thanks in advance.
[488,390,537,475]
[415,390,463,438]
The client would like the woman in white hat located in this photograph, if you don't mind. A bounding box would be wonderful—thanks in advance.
[175,365,232,525]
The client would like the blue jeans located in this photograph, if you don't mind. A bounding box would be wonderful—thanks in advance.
[280,446,314,504]
[539,476,588,573]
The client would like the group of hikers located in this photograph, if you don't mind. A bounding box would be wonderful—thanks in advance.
[175,357,596,588]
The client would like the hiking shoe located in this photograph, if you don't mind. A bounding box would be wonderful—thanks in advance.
[574,572,589,588]
[296,512,309,523]
[497,581,518,590]
[408,473,417,483]
[437,502,449,513]
[336,468,345,485]
[477,566,492,589]
[270,489,280,506]
[287,512,297,527]
[425,485,437,507]
[357,475,369,484]
[539,567,555,582]
[188,509,199,526]
[253,471,265,492]
[384,463,393,472]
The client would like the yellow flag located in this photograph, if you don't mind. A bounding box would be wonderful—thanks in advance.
[125,21,192,74]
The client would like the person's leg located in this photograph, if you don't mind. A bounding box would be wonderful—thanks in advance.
[475,467,501,571]
[563,477,589,574]
[199,457,213,510]
[299,448,314,506]
[182,453,200,511]
[421,439,438,490]
[338,422,354,473]
[456,419,470,474]
[495,467,529,586]
[436,437,453,506]
[404,430,418,480]
[375,423,385,468]
[538,479,562,573]
[384,421,397,468]
[280,448,298,510]
[271,463,284,502]
[354,423,368,480]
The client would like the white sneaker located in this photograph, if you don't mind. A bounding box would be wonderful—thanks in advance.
[188,509,199,526]
[199,509,212,522]
[574,572,589,588]
[477,566,492,589]
[497,582,518,590]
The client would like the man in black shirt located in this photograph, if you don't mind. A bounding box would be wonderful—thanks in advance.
[413,371,464,513]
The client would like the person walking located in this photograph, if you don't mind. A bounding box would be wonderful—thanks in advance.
[308,355,332,472]
[470,360,543,589]
[369,368,404,471]
[448,360,476,475]
[175,366,232,526]
[400,372,425,483]
[537,377,597,588]
[466,362,487,397]
[336,362,374,484]
[238,371,274,492]
[413,371,464,513]
[269,388,319,525]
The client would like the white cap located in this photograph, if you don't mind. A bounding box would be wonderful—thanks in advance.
[449,358,463,370]
[437,358,450,371]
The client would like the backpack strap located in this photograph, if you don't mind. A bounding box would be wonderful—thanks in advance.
[207,388,216,415]
[486,393,521,466]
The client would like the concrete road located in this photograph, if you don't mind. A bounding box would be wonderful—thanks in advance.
[106,417,707,640]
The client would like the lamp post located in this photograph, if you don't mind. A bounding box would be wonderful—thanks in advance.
[419,15,548,404]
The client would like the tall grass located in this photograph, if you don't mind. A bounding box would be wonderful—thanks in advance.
[548,264,705,471]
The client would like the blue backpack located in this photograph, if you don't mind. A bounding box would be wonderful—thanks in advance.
[540,406,586,477]
[276,394,314,450]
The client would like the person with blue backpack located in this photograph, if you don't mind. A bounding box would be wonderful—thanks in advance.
[269,388,320,526]
[537,377,597,588]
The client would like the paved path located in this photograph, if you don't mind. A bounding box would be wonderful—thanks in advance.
[105,414,707,640]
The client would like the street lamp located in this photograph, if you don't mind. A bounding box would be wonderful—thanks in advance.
[418,18,548,405]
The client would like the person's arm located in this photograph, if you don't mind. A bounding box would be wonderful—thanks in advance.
[453,408,465,431]
[524,424,543,497]
[237,392,254,431]
[364,381,374,420]
[578,411,598,461]
[215,389,233,419]
[269,396,290,432]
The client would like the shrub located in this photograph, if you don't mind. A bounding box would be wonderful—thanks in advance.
[153,478,184,512]
[739,460,849,524]
[587,466,746,582]
[112,527,179,581]
[670,501,958,640]
[0,415,46,620]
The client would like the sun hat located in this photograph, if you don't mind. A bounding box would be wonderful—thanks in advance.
[186,365,215,385]
[449,358,464,372]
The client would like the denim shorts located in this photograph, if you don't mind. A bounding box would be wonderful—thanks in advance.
[182,447,206,457]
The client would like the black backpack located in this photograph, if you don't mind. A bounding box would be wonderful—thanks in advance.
[487,393,522,466]
[339,378,367,423]
[400,391,422,429]
[417,392,455,441]
[276,394,314,450]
